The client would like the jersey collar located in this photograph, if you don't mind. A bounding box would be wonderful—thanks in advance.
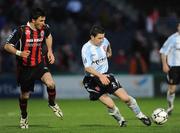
[27,22,37,31]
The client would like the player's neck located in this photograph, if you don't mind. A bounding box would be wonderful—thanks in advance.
[90,40,98,46]
[27,22,37,31]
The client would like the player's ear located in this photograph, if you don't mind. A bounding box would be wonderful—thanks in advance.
[32,19,35,23]
[90,35,94,39]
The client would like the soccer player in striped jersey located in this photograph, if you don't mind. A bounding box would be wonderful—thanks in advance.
[81,25,151,127]
[160,22,180,115]
[3,8,63,129]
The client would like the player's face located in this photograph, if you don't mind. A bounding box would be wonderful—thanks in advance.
[33,16,46,30]
[91,33,105,46]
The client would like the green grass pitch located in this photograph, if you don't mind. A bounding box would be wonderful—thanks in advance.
[0,98,180,133]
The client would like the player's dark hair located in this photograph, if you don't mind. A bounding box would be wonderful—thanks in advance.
[90,25,105,37]
[176,20,180,26]
[29,7,46,21]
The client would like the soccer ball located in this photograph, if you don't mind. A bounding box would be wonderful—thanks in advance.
[151,108,168,125]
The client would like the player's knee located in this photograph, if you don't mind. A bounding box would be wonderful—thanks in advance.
[46,81,55,89]
[121,95,130,103]
[21,92,30,99]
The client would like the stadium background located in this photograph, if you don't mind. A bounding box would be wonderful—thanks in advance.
[1,1,180,133]
[1,0,180,98]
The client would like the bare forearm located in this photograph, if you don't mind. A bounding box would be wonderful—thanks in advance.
[161,54,168,66]
[107,45,112,57]
[161,53,170,73]
[85,67,102,77]
[46,34,53,52]
[4,43,30,58]
[85,67,110,85]
[4,44,18,55]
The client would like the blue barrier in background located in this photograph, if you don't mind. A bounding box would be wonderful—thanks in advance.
[0,74,44,98]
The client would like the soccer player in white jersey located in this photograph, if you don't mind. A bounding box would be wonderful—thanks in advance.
[160,22,180,115]
[81,25,151,127]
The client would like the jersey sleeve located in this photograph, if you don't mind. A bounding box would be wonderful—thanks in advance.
[159,37,174,55]
[44,24,51,37]
[6,27,21,47]
[81,46,92,67]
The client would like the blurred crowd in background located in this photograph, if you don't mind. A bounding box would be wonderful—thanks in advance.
[0,0,180,75]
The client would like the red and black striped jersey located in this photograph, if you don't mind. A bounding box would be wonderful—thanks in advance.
[6,22,51,67]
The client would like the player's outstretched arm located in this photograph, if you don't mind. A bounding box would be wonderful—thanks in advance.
[107,44,112,58]
[160,53,169,73]
[46,34,55,64]
[85,67,110,85]
[4,43,30,58]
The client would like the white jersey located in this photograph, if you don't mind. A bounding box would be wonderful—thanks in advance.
[81,38,110,76]
[160,32,180,66]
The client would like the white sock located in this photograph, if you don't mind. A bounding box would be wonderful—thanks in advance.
[167,90,175,107]
[127,96,141,116]
[136,112,146,119]
[108,106,124,122]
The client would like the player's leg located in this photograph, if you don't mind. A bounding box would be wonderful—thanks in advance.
[99,94,127,127]
[166,85,176,115]
[105,74,151,126]
[166,67,178,115]
[83,76,126,126]
[114,88,151,126]
[41,72,63,118]
[19,91,30,129]
[18,66,33,129]
[41,72,56,105]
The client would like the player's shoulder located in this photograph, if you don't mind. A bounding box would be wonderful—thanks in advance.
[19,24,29,30]
[168,32,179,40]
[103,37,108,42]
[14,25,29,33]
[103,37,110,44]
[44,24,50,29]
[20,25,27,28]
[10,25,25,34]
[46,24,50,28]
[82,41,91,52]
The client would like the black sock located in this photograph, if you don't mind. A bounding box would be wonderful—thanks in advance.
[19,98,28,118]
[47,88,56,106]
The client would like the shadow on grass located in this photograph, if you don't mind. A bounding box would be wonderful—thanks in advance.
[80,124,117,128]
[4,124,52,128]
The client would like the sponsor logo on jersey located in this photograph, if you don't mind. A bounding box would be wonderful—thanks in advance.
[40,31,44,37]
[26,38,43,43]
[92,57,106,65]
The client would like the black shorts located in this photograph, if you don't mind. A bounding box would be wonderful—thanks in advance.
[43,54,49,67]
[17,62,49,92]
[167,66,180,85]
[83,74,122,101]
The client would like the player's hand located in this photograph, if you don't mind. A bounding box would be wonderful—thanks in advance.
[162,64,170,73]
[20,50,30,58]
[47,51,55,64]
[99,74,110,85]
[106,52,112,58]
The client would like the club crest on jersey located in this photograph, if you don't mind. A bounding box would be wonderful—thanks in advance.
[40,31,44,37]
